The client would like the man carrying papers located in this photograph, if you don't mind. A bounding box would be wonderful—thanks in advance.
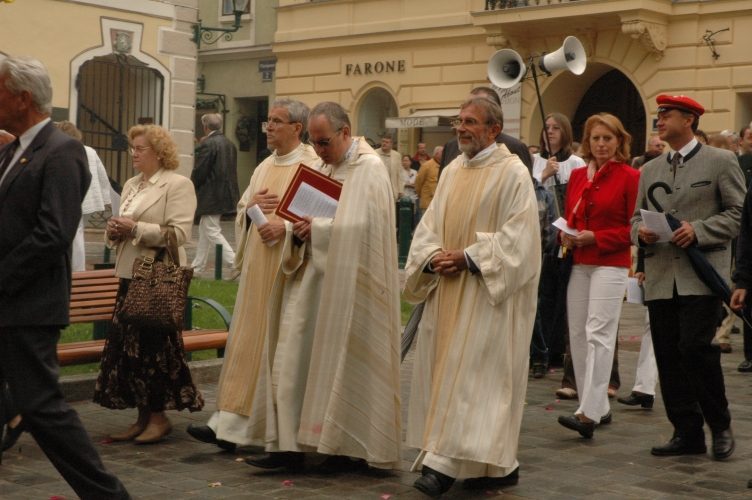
[237,101,401,473]
[186,98,318,450]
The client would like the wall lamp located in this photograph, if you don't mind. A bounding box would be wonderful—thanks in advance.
[192,0,249,48]
[702,28,729,60]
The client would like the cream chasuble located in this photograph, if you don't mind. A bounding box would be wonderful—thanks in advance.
[237,138,402,467]
[404,144,541,476]
[209,144,319,443]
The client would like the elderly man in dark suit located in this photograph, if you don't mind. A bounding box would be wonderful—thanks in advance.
[191,113,241,276]
[440,86,532,173]
[0,56,129,498]
[631,94,746,461]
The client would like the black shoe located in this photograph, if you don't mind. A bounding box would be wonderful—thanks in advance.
[532,363,546,379]
[245,451,305,470]
[186,423,236,451]
[1,421,24,452]
[463,467,518,490]
[314,455,367,474]
[738,360,752,372]
[711,428,735,460]
[617,392,655,409]
[599,411,612,426]
[413,466,455,497]
[650,436,706,456]
[557,414,594,439]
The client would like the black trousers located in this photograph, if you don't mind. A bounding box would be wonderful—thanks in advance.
[647,293,730,437]
[0,325,129,500]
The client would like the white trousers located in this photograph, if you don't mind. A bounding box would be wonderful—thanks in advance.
[71,218,86,272]
[191,214,235,271]
[632,309,658,395]
[567,264,628,421]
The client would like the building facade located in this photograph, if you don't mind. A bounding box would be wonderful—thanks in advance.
[196,0,276,191]
[274,0,752,158]
[0,0,198,183]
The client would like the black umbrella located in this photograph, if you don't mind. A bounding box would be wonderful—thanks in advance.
[401,302,424,362]
[648,182,752,327]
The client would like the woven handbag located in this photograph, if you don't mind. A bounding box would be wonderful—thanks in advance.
[119,227,194,330]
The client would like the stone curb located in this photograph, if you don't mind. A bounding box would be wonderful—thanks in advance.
[61,358,224,402]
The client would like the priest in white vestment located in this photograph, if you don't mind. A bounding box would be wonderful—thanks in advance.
[242,102,402,472]
[185,98,319,451]
[404,97,541,496]
[377,135,404,201]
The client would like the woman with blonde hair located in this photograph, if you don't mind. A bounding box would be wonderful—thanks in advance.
[94,124,203,444]
[557,113,639,438]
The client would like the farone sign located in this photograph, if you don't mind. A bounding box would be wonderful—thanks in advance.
[345,60,406,76]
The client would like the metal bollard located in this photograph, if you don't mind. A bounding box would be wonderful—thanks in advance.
[398,197,414,269]
[215,243,223,280]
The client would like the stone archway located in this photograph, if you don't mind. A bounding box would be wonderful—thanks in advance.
[572,69,646,157]
[355,86,398,145]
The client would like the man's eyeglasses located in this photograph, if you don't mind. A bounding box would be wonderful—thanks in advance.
[128,145,152,155]
[266,117,293,127]
[308,128,343,148]
[450,118,491,129]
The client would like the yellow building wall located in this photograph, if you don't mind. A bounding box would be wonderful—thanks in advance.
[1,0,171,112]
[274,0,752,151]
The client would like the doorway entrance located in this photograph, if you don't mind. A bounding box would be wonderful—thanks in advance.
[572,70,646,157]
[356,87,398,146]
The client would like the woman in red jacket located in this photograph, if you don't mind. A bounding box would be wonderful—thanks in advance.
[557,113,639,438]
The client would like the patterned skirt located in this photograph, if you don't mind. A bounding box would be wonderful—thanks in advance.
[93,279,204,412]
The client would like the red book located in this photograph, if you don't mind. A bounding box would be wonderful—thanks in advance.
[275,163,343,224]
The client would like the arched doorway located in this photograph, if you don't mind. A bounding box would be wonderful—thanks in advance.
[356,87,398,146]
[572,70,646,157]
[76,54,164,186]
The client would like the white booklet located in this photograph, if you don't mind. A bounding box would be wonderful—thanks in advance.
[640,209,674,243]
[247,204,278,247]
[552,217,578,236]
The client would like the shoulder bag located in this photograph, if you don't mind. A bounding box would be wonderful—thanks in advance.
[119,227,194,330]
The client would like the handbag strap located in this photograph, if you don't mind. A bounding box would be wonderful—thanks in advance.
[162,226,180,266]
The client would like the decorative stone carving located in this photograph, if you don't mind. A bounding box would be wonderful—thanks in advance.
[486,33,511,50]
[621,19,666,59]
[111,30,133,54]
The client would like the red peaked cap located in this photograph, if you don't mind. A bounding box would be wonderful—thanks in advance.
[656,94,705,117]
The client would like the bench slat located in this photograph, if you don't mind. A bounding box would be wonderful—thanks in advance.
[58,329,228,366]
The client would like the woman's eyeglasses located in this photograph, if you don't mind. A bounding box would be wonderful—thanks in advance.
[128,145,152,155]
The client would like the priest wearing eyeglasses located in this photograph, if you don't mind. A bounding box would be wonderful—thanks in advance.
[237,101,402,474]
[404,96,540,496]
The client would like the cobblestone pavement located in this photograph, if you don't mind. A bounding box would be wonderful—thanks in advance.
[2,224,752,498]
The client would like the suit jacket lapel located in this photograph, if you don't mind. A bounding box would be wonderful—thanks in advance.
[0,122,55,205]
[130,170,171,220]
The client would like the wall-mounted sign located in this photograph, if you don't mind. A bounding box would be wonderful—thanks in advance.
[345,60,406,76]
[259,59,276,82]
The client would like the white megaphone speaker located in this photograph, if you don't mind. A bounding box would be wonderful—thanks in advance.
[539,36,586,75]
[487,48,526,89]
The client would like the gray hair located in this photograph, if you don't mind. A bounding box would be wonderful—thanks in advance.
[460,96,504,129]
[201,113,222,131]
[0,56,53,115]
[271,98,310,138]
[309,101,351,131]
[432,145,443,156]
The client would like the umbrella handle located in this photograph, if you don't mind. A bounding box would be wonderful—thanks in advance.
[647,182,672,212]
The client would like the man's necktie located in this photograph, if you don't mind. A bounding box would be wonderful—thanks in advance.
[671,152,682,180]
[0,139,20,182]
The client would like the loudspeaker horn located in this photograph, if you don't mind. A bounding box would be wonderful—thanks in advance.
[539,36,586,76]
[487,48,526,89]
